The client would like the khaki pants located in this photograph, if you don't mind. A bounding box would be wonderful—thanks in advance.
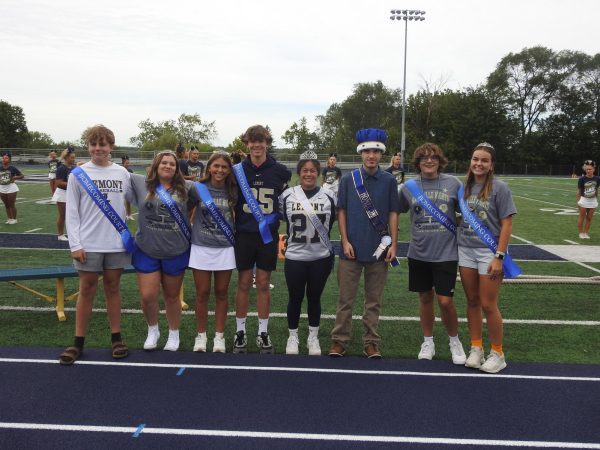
[331,258,388,349]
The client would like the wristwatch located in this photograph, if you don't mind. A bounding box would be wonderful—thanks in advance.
[494,251,505,260]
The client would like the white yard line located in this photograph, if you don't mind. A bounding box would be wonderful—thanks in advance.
[24,228,43,233]
[511,234,533,244]
[563,240,580,245]
[512,195,574,209]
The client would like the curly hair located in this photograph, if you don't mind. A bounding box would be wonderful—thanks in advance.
[411,143,448,174]
[145,151,188,201]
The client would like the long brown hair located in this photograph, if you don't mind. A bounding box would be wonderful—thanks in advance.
[464,143,495,201]
[146,151,187,200]
[200,152,238,213]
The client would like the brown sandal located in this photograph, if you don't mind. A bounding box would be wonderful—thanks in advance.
[59,346,81,366]
[112,341,129,359]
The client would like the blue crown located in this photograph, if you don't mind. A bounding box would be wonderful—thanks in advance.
[355,128,387,144]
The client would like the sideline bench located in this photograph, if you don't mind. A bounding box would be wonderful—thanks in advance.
[0,266,190,321]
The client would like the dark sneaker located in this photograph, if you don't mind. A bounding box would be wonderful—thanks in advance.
[256,332,274,354]
[233,330,247,354]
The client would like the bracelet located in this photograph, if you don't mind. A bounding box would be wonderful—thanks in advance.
[495,251,505,260]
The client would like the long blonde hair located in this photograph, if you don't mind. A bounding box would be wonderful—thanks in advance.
[464,143,495,201]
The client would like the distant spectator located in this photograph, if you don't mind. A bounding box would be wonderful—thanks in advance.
[121,155,134,221]
[385,152,405,193]
[321,152,342,197]
[182,146,204,181]
[48,150,61,196]
[0,152,24,225]
[53,147,77,241]
[577,160,599,239]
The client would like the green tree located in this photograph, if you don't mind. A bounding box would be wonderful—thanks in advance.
[129,113,217,150]
[315,81,402,155]
[0,100,29,148]
[486,46,578,146]
[226,136,247,154]
[26,131,55,149]
[281,117,319,153]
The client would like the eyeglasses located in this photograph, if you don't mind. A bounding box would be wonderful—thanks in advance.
[419,155,440,162]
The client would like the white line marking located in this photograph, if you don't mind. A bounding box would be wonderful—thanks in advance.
[1,358,599,382]
[563,240,580,245]
[573,261,600,275]
[512,195,574,209]
[511,234,534,244]
[0,306,597,326]
[24,228,43,233]
[0,422,598,448]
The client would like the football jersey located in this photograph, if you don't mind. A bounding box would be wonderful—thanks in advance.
[234,155,291,233]
[279,186,336,261]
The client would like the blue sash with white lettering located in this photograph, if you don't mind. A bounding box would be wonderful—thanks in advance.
[458,185,521,278]
[195,182,235,246]
[232,163,278,244]
[404,178,457,234]
[156,184,191,242]
[72,166,135,253]
[351,169,399,267]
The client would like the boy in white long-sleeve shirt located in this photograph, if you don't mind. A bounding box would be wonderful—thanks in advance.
[59,125,132,365]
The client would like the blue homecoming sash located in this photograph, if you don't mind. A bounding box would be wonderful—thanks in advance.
[232,163,278,244]
[71,166,135,253]
[404,178,457,234]
[458,185,521,279]
[351,169,399,267]
[195,182,235,246]
[156,184,191,242]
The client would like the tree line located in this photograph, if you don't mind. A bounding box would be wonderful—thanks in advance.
[2,46,598,166]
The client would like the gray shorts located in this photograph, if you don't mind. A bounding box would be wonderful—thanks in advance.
[458,246,494,275]
[73,251,131,273]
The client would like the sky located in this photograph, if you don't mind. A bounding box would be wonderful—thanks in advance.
[2,0,600,148]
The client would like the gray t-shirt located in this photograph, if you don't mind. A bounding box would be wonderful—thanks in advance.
[127,174,191,258]
[189,182,236,248]
[457,178,517,248]
[399,173,460,262]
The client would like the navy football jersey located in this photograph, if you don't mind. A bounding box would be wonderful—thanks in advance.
[234,155,292,233]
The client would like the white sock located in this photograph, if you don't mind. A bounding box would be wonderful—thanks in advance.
[148,324,159,333]
[215,332,224,339]
[236,317,246,333]
[289,328,298,338]
[424,336,434,343]
[197,331,206,338]
[308,326,319,339]
[169,329,179,341]
[258,318,269,335]
[449,335,461,344]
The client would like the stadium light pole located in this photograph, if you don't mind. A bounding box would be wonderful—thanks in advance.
[389,9,426,169]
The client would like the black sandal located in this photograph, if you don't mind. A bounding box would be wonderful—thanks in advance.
[111,341,129,359]
[59,346,81,366]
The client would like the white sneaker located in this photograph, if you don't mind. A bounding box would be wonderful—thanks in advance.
[307,336,321,356]
[213,335,226,353]
[449,340,467,365]
[286,335,299,355]
[143,326,160,350]
[57,234,69,241]
[480,350,507,373]
[164,333,180,352]
[579,233,586,239]
[465,346,485,368]
[584,233,591,239]
[7,219,17,225]
[4,219,9,224]
[193,333,207,352]
[418,341,435,360]
[126,215,135,221]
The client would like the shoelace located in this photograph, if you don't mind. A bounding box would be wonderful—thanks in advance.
[259,333,271,347]
[234,331,245,346]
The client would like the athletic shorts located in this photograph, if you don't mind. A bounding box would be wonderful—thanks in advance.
[458,246,494,276]
[52,187,67,203]
[48,173,56,180]
[234,231,278,271]
[578,196,598,209]
[0,183,18,194]
[73,251,131,273]
[132,246,189,276]
[407,258,458,297]
[188,244,236,271]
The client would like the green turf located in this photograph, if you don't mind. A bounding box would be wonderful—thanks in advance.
[0,176,599,365]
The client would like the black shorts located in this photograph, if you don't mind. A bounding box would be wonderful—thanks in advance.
[408,258,458,297]
[234,231,279,272]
